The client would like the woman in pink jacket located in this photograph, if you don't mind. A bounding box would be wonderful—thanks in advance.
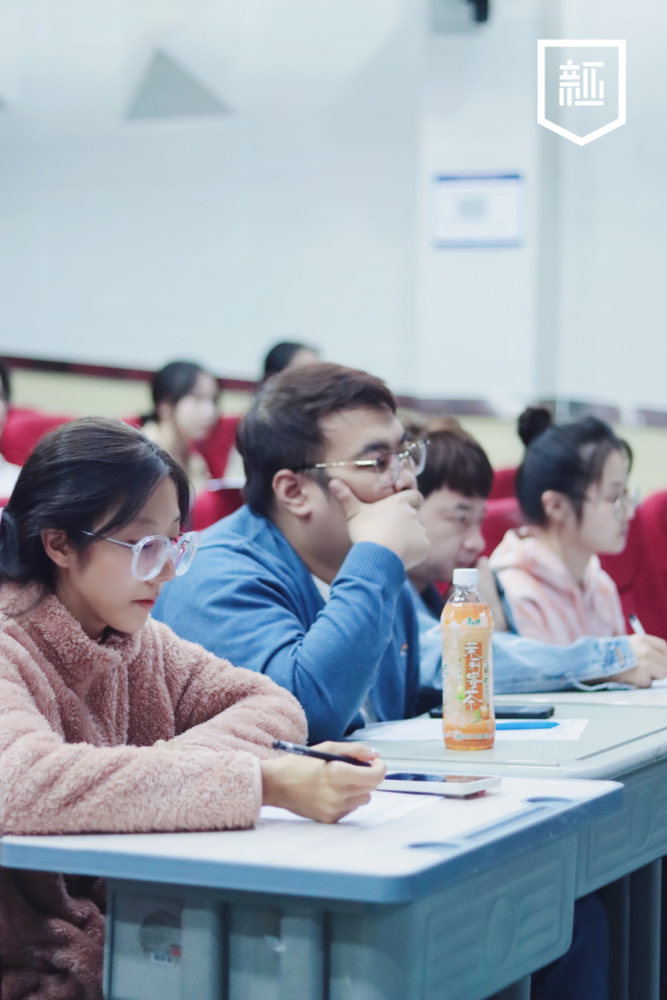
[0,418,384,1000]
[490,407,636,645]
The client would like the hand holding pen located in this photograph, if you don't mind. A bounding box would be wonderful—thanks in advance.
[261,741,386,824]
[616,615,667,688]
[273,740,374,766]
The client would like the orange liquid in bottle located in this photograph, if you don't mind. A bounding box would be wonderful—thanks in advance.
[441,600,495,750]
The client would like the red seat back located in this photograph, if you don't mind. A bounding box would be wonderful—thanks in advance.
[489,467,517,500]
[482,497,525,557]
[1,410,72,466]
[191,487,244,531]
[600,491,667,640]
[195,416,240,480]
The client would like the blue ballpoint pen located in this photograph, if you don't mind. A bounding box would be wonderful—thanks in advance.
[495,720,559,730]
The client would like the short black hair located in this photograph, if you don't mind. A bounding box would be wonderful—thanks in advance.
[238,362,396,517]
[407,417,493,500]
[516,407,633,524]
[262,341,318,381]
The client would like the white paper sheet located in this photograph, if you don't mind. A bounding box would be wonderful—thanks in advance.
[260,791,435,827]
[352,717,589,742]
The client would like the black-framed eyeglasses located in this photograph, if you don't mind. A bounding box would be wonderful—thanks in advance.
[81,531,200,581]
[296,439,428,489]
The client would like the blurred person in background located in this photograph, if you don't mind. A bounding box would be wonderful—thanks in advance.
[406,417,667,703]
[141,361,219,494]
[262,341,320,382]
[0,361,22,498]
[490,408,647,645]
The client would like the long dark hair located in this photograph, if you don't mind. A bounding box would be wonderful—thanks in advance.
[516,406,633,525]
[141,361,213,425]
[0,418,190,590]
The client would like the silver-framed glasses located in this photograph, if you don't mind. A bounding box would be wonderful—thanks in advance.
[298,439,428,489]
[82,530,200,581]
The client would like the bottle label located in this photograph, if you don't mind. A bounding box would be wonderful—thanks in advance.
[441,601,494,749]
[462,640,484,711]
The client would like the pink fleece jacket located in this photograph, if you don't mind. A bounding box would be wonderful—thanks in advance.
[489,528,626,645]
[0,586,307,1000]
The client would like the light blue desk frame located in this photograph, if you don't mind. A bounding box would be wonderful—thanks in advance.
[0,780,620,1000]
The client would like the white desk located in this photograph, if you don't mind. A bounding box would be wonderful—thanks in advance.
[361,699,667,1000]
[497,687,667,708]
[0,778,620,1000]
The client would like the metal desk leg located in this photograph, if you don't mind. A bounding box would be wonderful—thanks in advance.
[629,859,661,1000]
[600,875,631,1000]
[492,976,531,1000]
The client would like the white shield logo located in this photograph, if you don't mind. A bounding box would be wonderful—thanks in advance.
[537,40,626,146]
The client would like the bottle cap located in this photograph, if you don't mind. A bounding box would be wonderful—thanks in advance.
[452,567,479,588]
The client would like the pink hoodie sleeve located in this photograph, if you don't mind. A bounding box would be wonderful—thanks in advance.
[0,627,303,837]
[150,620,308,757]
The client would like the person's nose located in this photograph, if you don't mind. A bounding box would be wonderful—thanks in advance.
[463,525,485,558]
[156,553,177,585]
[393,461,418,492]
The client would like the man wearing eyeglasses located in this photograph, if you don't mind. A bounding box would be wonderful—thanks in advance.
[154,362,430,743]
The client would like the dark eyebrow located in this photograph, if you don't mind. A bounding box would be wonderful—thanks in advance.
[131,514,181,529]
[353,432,408,460]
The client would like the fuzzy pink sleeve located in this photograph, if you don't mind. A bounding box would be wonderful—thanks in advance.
[151,621,308,758]
[0,647,263,836]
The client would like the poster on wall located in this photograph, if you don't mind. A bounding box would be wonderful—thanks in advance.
[433,174,523,247]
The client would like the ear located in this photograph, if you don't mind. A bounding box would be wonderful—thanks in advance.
[272,469,319,519]
[40,529,78,570]
[540,490,574,525]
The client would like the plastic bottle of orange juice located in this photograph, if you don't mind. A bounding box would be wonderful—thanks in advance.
[441,568,495,750]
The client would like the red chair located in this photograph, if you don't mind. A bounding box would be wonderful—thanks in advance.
[482,497,525,557]
[489,467,518,501]
[600,491,667,641]
[191,486,244,531]
[1,410,72,466]
[195,416,240,479]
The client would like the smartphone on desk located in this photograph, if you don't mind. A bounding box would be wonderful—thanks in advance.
[380,773,501,798]
[428,704,555,720]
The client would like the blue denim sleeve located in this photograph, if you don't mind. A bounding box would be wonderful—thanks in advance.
[416,615,638,693]
[492,632,637,693]
[410,579,638,694]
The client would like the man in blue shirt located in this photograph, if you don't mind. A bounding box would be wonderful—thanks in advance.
[404,417,667,701]
[154,363,430,743]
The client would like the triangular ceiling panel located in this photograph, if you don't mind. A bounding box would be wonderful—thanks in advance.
[127,50,231,120]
